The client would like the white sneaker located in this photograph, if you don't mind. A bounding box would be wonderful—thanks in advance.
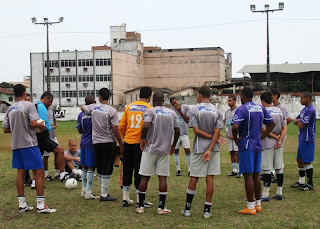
[84,193,100,200]
[135,207,145,214]
[36,205,56,214]
[19,205,34,213]
[81,191,86,197]
[181,209,191,217]
[144,201,153,208]
[203,212,212,219]
[157,208,171,215]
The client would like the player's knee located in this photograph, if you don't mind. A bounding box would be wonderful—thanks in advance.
[263,169,272,174]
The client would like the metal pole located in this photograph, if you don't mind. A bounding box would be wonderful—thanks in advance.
[46,23,50,92]
[266,11,270,92]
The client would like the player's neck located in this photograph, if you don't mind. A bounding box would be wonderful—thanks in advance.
[139,98,149,103]
[230,105,236,110]
[16,97,25,102]
[100,100,109,105]
[200,98,210,103]
[305,101,312,107]
[273,100,280,106]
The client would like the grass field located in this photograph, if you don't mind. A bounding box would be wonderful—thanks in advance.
[1,121,320,229]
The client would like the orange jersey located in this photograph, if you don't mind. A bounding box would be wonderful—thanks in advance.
[119,101,152,144]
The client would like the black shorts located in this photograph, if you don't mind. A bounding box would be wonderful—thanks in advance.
[93,142,117,176]
[36,131,58,156]
[123,143,142,189]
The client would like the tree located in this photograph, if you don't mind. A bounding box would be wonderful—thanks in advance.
[0,82,14,88]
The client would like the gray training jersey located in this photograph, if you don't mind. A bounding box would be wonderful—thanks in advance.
[2,100,39,150]
[189,103,223,153]
[275,103,290,120]
[225,107,237,138]
[172,104,190,136]
[143,106,179,155]
[83,103,119,144]
[262,106,287,150]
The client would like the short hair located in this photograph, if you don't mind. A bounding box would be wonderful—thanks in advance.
[85,95,95,105]
[99,88,110,100]
[260,92,272,104]
[13,84,26,97]
[40,91,53,99]
[153,91,164,102]
[241,88,253,99]
[302,91,312,100]
[271,88,280,99]
[26,93,31,97]
[140,87,152,99]
[68,139,77,145]
[169,97,178,103]
[198,86,211,98]
[228,94,236,101]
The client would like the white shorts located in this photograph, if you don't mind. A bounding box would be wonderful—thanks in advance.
[175,135,190,149]
[261,148,283,170]
[190,152,220,177]
[43,137,58,156]
[139,152,170,176]
[227,138,238,152]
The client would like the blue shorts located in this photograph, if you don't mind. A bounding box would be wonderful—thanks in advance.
[239,149,261,174]
[80,148,96,167]
[12,146,43,170]
[297,141,315,163]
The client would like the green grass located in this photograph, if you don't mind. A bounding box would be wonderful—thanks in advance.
[1,121,320,228]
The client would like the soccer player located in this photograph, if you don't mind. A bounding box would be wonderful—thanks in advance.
[224,94,241,178]
[82,88,123,201]
[64,139,81,180]
[260,92,287,201]
[291,91,316,191]
[36,91,67,182]
[119,87,153,207]
[232,88,275,215]
[135,91,180,215]
[2,84,56,213]
[170,97,191,176]
[77,95,99,199]
[181,86,223,219]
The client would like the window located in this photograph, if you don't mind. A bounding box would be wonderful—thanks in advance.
[79,75,93,82]
[9,97,13,101]
[96,59,111,66]
[113,39,117,43]
[79,90,95,97]
[96,74,112,81]
[61,75,76,82]
[44,75,59,83]
[44,60,59,68]
[62,91,77,97]
[61,59,76,67]
[78,59,93,67]
[52,91,60,98]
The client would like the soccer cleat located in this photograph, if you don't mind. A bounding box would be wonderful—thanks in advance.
[228,171,237,176]
[299,184,314,191]
[290,182,304,188]
[188,171,190,176]
[60,174,69,182]
[123,199,134,207]
[238,207,256,215]
[144,201,153,208]
[18,205,34,213]
[272,194,283,200]
[135,207,145,214]
[55,175,60,180]
[45,175,54,181]
[157,208,171,215]
[36,205,56,214]
[255,205,262,213]
[236,173,242,178]
[203,212,212,219]
[260,195,270,202]
[84,193,100,200]
[181,209,191,217]
[24,179,32,187]
[100,194,117,201]
[271,177,277,183]
[260,174,263,180]
[81,191,86,197]
[176,170,182,176]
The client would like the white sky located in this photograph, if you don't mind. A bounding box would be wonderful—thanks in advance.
[0,0,319,82]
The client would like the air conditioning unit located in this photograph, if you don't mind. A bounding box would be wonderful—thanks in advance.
[50,68,54,72]
[66,68,70,72]
[66,83,70,87]
[83,67,88,71]
[67,98,71,102]
[83,83,88,87]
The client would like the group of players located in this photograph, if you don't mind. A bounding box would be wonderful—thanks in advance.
[2,84,316,218]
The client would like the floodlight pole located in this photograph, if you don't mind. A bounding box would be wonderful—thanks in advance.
[32,17,63,92]
[251,3,284,91]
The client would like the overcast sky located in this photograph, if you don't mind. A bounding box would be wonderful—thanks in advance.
[0,0,319,83]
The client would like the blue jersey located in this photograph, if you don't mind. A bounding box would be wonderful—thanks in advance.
[76,112,93,149]
[36,100,52,131]
[232,102,274,152]
[296,105,316,143]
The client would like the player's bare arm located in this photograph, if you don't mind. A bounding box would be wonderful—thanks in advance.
[171,127,180,154]
[232,123,240,145]
[192,126,212,139]
[286,117,292,125]
[260,122,275,140]
[297,121,306,129]
[140,122,151,151]
[112,126,124,154]
[30,119,46,131]
[275,125,287,148]
[294,119,301,125]
[203,128,220,162]
[178,109,189,123]
[3,127,11,133]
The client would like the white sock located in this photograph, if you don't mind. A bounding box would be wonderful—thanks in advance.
[100,175,110,198]
[276,186,283,196]
[55,169,59,176]
[236,163,239,173]
[232,163,237,173]
[136,189,139,203]
[31,179,36,187]
[247,201,255,210]
[262,187,270,198]
[174,154,180,171]
[18,196,26,208]
[60,172,66,179]
[72,169,77,174]
[36,196,45,209]
[255,199,261,206]
[44,170,49,177]
[299,176,305,184]
[186,154,191,171]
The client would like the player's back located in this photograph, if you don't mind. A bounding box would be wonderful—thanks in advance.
[265,106,285,135]
[120,101,152,144]
[77,111,93,148]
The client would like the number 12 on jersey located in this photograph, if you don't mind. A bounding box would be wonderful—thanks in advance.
[129,114,142,128]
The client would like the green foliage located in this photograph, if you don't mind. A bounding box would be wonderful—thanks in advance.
[0,82,14,88]
[271,80,320,92]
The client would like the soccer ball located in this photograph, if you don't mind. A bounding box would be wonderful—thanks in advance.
[65,178,78,190]
[34,119,44,133]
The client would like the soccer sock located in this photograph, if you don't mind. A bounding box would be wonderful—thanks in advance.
[86,171,94,195]
[255,199,261,206]
[276,173,284,187]
[232,163,237,173]
[97,173,101,186]
[123,186,130,200]
[204,202,212,213]
[72,169,78,174]
[18,196,26,208]
[100,175,111,198]
[298,168,305,184]
[82,169,87,192]
[36,196,45,209]
[44,169,49,177]
[55,169,59,177]
[186,154,191,172]
[305,164,313,186]
[159,192,167,210]
[236,163,239,173]
[262,173,271,197]
[136,189,140,203]
[59,171,66,180]
[174,154,180,171]
[185,189,195,211]
[247,201,255,210]
[31,179,36,187]
[139,192,146,208]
